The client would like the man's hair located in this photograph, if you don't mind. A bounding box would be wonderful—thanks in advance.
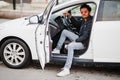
[80,4,91,12]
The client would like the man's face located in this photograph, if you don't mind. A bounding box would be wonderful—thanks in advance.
[80,8,90,19]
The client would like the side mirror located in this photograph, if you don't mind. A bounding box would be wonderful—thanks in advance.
[29,15,39,24]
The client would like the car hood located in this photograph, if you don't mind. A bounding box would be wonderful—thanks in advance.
[0,17,30,28]
[0,13,43,29]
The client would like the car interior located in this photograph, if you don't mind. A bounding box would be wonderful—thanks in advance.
[49,3,96,57]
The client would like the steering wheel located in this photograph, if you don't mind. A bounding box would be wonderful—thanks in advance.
[61,15,74,31]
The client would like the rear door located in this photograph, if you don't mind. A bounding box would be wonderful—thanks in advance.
[93,0,120,62]
[35,0,56,69]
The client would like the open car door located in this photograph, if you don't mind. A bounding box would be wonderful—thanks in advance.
[35,0,56,69]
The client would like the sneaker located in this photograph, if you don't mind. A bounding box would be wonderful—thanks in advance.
[52,48,60,54]
[57,68,70,77]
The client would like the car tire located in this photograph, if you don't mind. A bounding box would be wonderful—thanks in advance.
[1,38,31,69]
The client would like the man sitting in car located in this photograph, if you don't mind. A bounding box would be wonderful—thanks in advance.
[52,4,93,77]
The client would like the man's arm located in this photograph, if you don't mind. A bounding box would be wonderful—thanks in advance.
[75,22,92,42]
[70,17,81,28]
[64,12,81,28]
[76,27,90,42]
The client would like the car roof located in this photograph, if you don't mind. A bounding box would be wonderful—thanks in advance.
[53,0,100,12]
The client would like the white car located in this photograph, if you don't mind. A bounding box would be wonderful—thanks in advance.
[0,0,120,69]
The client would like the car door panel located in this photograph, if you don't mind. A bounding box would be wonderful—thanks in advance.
[35,0,56,69]
[93,21,120,62]
[93,0,120,63]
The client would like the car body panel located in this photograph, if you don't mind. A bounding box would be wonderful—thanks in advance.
[92,0,120,62]
[0,0,120,69]
[93,21,120,62]
[0,18,39,60]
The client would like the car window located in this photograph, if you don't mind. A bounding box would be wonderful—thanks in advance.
[97,0,120,21]
[70,3,96,16]
[53,3,96,16]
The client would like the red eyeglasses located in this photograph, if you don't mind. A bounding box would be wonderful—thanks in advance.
[81,11,88,14]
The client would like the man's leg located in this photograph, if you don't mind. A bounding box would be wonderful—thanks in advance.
[64,42,84,69]
[56,29,79,49]
[57,42,84,77]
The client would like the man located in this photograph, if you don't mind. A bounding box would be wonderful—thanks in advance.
[52,4,93,77]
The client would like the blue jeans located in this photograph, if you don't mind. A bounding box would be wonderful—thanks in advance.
[56,29,84,69]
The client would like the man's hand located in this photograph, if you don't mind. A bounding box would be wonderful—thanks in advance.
[63,11,72,18]
[72,41,76,43]
[65,41,76,50]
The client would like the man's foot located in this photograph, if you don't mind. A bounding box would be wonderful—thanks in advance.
[52,48,60,54]
[57,68,70,77]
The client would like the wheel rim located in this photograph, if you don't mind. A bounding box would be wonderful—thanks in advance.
[3,42,25,66]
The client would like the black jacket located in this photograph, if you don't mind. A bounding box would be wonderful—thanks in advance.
[70,16,93,43]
